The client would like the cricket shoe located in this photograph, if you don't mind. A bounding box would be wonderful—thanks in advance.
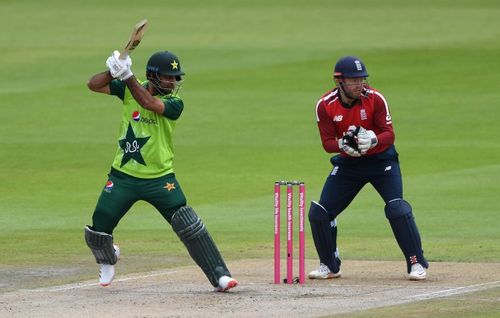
[308,263,341,279]
[99,245,120,287]
[215,275,238,292]
[409,263,426,281]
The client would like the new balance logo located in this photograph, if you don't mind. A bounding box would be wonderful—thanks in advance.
[333,115,343,122]
[331,166,339,175]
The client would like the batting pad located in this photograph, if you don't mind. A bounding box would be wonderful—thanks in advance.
[84,226,118,265]
[171,206,231,287]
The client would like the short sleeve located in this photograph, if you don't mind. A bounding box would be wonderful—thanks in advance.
[109,80,126,100]
[162,96,184,120]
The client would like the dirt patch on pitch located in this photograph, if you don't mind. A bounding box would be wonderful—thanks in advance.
[1,260,499,317]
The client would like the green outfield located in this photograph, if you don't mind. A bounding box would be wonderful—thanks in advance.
[1,0,499,316]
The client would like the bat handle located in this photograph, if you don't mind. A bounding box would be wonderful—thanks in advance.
[118,51,129,60]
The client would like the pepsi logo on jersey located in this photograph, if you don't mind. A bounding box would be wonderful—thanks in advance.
[131,110,158,126]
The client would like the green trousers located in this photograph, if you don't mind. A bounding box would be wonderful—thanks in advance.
[91,168,187,234]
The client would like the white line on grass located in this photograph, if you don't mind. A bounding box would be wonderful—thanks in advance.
[405,280,500,300]
[23,267,193,292]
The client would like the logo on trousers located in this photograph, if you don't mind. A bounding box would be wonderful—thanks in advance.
[331,166,339,175]
[104,180,114,193]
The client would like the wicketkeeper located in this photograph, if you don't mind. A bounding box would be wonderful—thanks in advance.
[85,50,238,292]
[309,56,429,281]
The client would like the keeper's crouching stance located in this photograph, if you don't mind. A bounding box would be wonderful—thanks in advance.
[84,50,237,291]
[309,55,428,281]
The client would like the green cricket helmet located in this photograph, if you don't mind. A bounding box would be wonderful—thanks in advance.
[146,51,184,95]
[146,51,185,80]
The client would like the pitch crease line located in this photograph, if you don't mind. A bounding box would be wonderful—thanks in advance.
[406,280,500,300]
[24,268,193,292]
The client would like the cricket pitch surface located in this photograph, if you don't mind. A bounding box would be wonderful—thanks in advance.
[1,259,500,317]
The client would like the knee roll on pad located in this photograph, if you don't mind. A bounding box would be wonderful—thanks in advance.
[84,226,117,265]
[384,199,412,219]
[171,206,230,287]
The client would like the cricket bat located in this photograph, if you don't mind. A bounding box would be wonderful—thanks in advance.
[119,19,148,60]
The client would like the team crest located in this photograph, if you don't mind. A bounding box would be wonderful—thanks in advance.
[354,60,363,70]
[360,109,367,120]
[164,182,176,191]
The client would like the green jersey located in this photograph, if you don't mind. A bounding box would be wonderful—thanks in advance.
[108,80,184,179]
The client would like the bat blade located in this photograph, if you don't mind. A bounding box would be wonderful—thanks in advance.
[119,19,148,60]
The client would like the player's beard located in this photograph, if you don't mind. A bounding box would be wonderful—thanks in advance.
[339,82,366,101]
[148,74,182,96]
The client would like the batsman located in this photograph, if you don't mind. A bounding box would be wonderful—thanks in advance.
[84,49,238,292]
[308,56,428,281]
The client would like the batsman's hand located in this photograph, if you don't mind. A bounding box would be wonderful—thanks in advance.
[357,126,378,154]
[106,50,133,81]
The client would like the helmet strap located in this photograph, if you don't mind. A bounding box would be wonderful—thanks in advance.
[147,72,175,96]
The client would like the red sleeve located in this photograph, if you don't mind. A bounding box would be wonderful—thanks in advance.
[316,99,340,153]
[372,92,395,146]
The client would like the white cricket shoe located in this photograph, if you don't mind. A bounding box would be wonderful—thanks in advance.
[409,263,426,281]
[308,263,341,279]
[99,264,115,286]
[215,275,239,292]
[99,245,120,287]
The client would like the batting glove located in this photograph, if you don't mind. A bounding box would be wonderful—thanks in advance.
[357,126,378,154]
[106,50,133,80]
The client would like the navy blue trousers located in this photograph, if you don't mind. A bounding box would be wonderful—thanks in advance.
[318,145,402,218]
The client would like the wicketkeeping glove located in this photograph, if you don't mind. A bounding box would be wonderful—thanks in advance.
[342,126,359,149]
[357,126,378,154]
[338,126,361,157]
[106,50,133,80]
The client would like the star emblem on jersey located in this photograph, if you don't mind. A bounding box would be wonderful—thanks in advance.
[171,60,178,70]
[164,182,176,191]
[118,123,150,167]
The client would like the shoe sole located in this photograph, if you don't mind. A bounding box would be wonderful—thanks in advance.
[99,275,115,287]
[215,279,238,292]
[308,273,341,279]
[409,274,426,281]
[309,270,341,279]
